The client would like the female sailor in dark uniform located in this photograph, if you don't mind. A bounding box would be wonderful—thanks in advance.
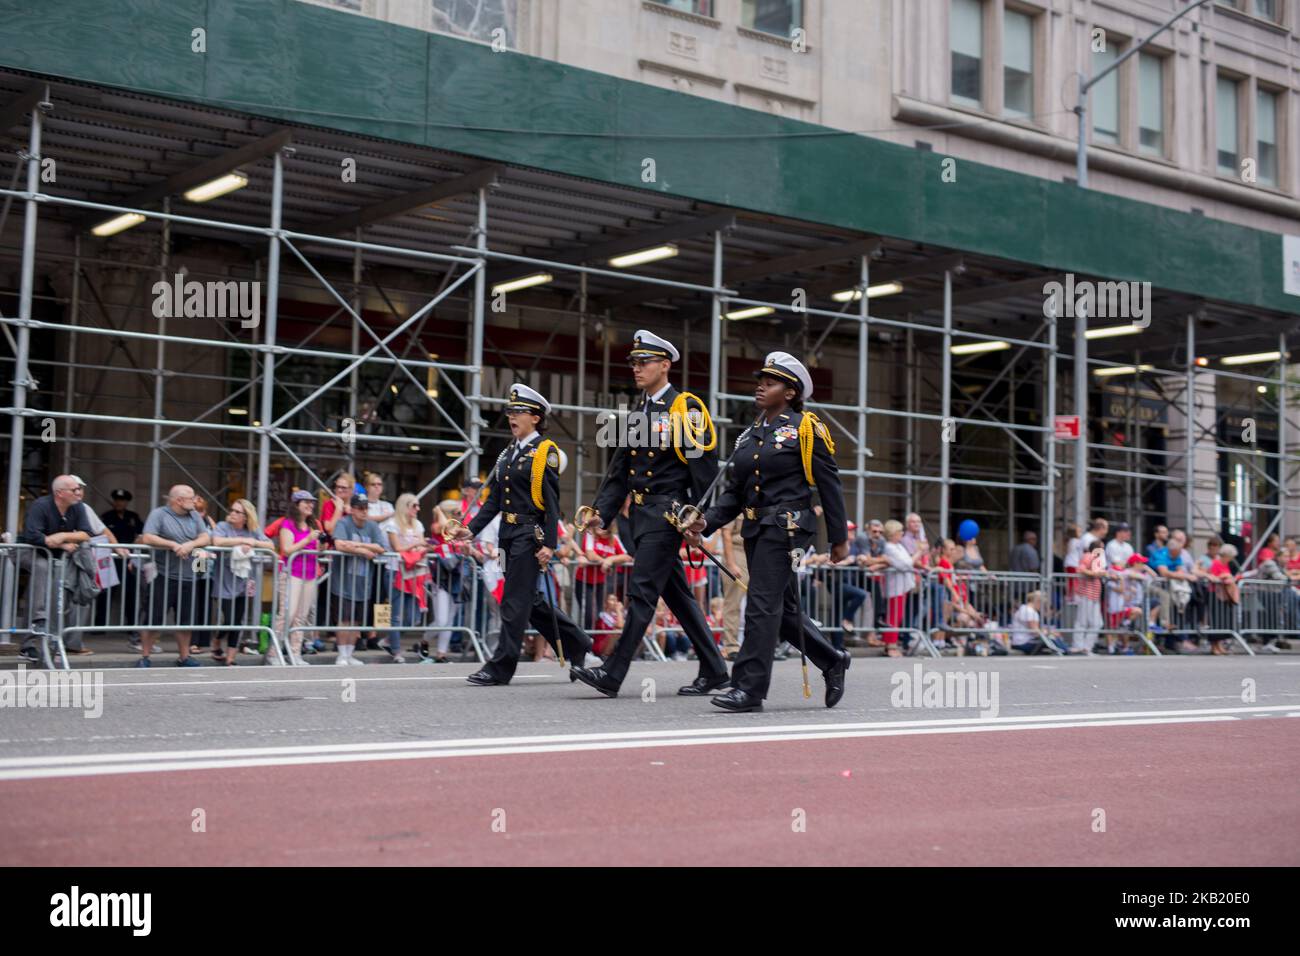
[685,352,851,712]
[451,383,593,685]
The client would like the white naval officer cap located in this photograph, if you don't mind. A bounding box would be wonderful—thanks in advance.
[758,351,814,400]
[629,329,680,363]
[505,382,550,414]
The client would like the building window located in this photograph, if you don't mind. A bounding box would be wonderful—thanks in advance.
[1215,0,1281,22]
[1257,88,1279,187]
[1137,53,1164,156]
[652,0,714,16]
[741,0,802,37]
[1216,75,1240,176]
[950,0,983,109]
[299,0,366,10]
[1092,44,1121,145]
[1002,8,1033,118]
[431,0,518,45]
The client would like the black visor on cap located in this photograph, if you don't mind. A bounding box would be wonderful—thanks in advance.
[757,365,801,390]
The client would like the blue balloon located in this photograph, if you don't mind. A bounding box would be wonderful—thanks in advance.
[958,519,980,542]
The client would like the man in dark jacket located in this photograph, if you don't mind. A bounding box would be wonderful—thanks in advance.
[17,475,94,662]
[570,330,730,699]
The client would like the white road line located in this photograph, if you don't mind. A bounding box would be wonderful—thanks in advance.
[0,716,1248,780]
[85,674,557,689]
[0,705,1294,781]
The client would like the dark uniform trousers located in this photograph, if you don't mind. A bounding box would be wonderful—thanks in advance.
[484,529,591,683]
[700,407,847,699]
[600,512,728,686]
[732,523,840,698]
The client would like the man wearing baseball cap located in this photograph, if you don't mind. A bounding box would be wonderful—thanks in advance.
[459,475,485,524]
[571,330,730,698]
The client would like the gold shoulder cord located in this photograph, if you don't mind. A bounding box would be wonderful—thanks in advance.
[531,439,559,509]
[798,411,835,486]
[669,391,717,464]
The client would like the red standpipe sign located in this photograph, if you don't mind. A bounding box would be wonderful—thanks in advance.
[1054,415,1080,439]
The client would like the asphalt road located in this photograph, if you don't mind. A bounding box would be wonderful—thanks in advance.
[2,657,1298,865]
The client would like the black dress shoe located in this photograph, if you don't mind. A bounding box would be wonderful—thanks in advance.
[823,649,851,708]
[711,687,763,712]
[467,669,507,686]
[571,666,620,698]
[678,673,730,696]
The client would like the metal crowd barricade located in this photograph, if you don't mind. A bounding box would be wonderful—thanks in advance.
[535,558,666,662]
[1238,578,1297,648]
[281,549,487,665]
[55,542,283,667]
[0,542,65,668]
[1049,569,1270,655]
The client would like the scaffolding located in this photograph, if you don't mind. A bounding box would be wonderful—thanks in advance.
[1,77,1297,582]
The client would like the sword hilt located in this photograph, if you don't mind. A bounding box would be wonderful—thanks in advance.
[573,504,598,532]
[666,503,703,534]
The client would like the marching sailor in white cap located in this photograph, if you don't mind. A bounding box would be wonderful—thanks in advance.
[451,383,594,685]
[571,330,730,698]
[684,351,851,712]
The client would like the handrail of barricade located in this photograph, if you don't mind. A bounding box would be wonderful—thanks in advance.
[278,549,488,665]
[0,541,65,668]
[50,541,285,669]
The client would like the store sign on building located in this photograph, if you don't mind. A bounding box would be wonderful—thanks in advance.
[1284,235,1300,298]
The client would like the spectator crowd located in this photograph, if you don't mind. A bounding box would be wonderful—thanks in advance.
[6,473,1296,666]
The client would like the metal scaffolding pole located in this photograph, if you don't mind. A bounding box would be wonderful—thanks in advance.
[1185,315,1195,533]
[939,269,952,539]
[4,90,43,538]
[855,255,869,530]
[149,196,170,508]
[905,324,914,511]
[255,150,285,524]
[709,229,723,416]
[467,187,487,478]
[1279,331,1289,534]
[575,272,587,508]
[1042,306,1057,592]
[1074,305,1088,526]
[61,235,80,475]
[348,229,361,475]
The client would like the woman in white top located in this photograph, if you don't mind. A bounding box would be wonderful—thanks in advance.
[1010,590,1065,655]
[881,520,915,658]
[380,493,428,663]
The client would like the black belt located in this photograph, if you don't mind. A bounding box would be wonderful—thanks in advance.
[743,501,812,521]
[630,492,681,507]
[502,512,538,526]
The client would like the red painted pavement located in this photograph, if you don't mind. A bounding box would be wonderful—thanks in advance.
[2,720,1296,866]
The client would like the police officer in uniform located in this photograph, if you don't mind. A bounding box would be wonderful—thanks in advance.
[101,489,143,543]
[571,330,730,698]
[100,488,144,640]
[452,384,593,685]
[685,352,851,712]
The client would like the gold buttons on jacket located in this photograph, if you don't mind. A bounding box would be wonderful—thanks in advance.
[631,450,637,456]
[648,451,655,458]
